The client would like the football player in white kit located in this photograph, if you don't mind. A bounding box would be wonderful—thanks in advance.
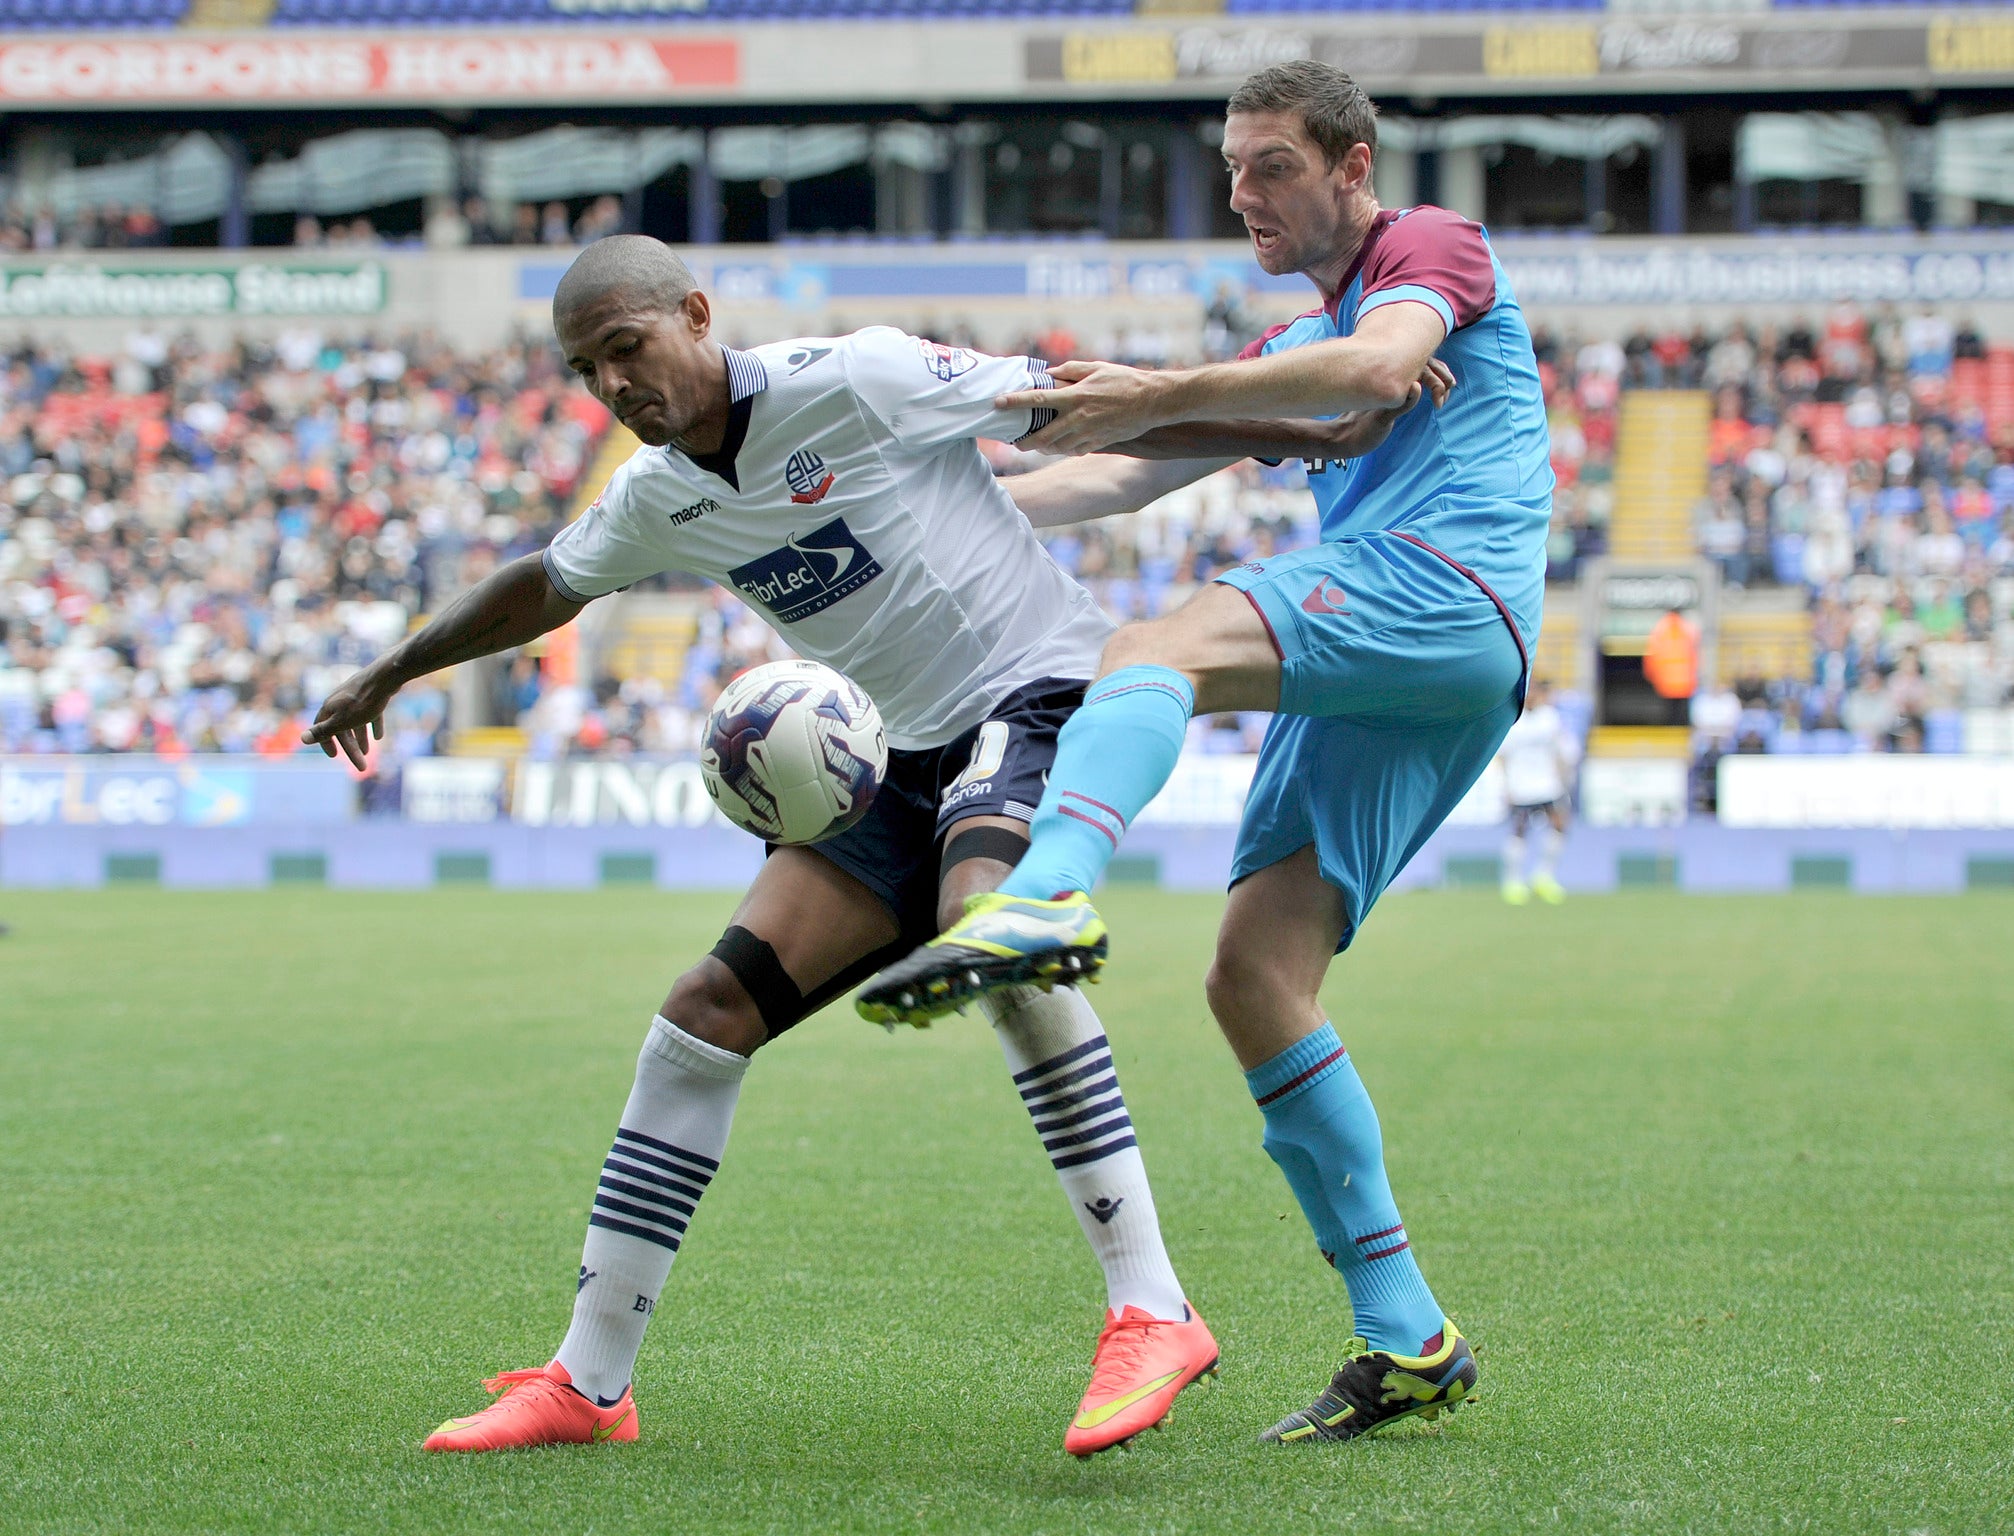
[305,237,1419,1456]
[1494,678,1579,904]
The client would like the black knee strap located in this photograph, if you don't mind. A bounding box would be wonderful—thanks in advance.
[709,925,808,1038]
[939,823,1030,886]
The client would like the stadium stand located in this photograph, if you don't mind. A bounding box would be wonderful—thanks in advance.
[0,331,607,755]
[0,0,187,29]
[3,308,2011,775]
[11,0,2009,27]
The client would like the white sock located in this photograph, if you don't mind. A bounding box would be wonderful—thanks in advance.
[985,986,1188,1321]
[554,1016,747,1405]
[1537,826,1564,882]
[1502,833,1526,882]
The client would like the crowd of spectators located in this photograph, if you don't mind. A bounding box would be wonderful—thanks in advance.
[1529,325,1615,584]
[0,193,632,255]
[0,316,1251,768]
[7,304,2014,775]
[294,196,633,252]
[1689,570,2014,768]
[0,204,168,252]
[1660,305,2014,756]
[0,329,608,756]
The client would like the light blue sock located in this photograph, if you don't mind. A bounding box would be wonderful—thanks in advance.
[1244,1024,1445,1356]
[1000,666,1193,901]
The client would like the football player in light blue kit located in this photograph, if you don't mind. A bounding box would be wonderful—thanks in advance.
[862,60,1552,1444]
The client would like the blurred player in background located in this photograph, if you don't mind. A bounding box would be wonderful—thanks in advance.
[865,60,1550,1446]
[305,236,1424,1456]
[1496,679,1578,905]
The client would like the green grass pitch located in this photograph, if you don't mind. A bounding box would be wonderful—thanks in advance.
[2,888,2009,1534]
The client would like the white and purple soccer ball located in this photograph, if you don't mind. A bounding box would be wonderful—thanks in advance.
[700,659,887,845]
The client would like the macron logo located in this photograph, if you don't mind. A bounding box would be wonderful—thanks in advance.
[1301,578,1349,616]
[669,498,717,527]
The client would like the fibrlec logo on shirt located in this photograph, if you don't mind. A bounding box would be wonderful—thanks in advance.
[727,516,885,623]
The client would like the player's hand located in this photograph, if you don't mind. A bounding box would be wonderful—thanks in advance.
[1325,382,1423,460]
[996,360,1171,457]
[302,661,398,771]
[1420,357,1456,409]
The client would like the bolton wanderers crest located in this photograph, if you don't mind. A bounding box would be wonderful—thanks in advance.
[786,448,835,505]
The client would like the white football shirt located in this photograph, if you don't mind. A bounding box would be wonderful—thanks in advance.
[544,329,1115,751]
[1497,702,1578,807]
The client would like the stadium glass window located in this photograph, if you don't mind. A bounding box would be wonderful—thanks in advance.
[1196,118,1248,241]
[248,209,293,247]
[636,165,692,246]
[719,178,774,244]
[1601,143,1654,237]
[1753,178,1863,229]
[1483,144,1587,232]
[1685,117,1740,236]
[1208,162,1247,240]
[1738,113,1879,230]
[781,163,877,241]
[1116,136,1166,241]
[250,196,425,249]
[981,120,1105,236]
[168,217,223,249]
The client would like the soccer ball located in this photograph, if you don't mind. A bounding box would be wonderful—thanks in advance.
[700,659,887,845]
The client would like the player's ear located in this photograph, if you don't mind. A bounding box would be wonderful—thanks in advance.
[1342,141,1373,195]
[683,288,713,341]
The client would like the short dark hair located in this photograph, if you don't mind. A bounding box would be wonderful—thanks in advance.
[552,235,698,327]
[1226,60,1378,170]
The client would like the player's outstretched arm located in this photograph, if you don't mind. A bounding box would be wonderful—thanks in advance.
[1005,455,1231,529]
[999,304,1450,456]
[1006,372,1435,530]
[302,552,586,769]
[1109,373,1433,462]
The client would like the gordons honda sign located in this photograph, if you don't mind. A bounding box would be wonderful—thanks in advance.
[0,35,737,104]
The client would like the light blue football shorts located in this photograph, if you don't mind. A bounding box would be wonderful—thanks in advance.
[1213,528,1531,950]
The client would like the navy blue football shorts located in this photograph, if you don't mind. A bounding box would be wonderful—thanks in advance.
[800,676,1084,944]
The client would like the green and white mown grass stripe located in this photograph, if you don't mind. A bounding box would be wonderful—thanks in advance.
[0,889,2008,1535]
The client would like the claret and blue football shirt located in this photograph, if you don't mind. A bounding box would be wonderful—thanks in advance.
[1239,205,1553,643]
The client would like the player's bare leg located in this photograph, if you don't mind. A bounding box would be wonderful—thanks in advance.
[1208,846,1477,1443]
[1202,844,1342,1073]
[937,816,1217,1453]
[425,850,897,1452]
[1532,803,1569,904]
[860,585,1280,1023]
[430,826,1207,1455]
[664,844,903,1055]
[1100,580,1285,711]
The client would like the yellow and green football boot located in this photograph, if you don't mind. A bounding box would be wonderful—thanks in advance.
[1259,1322,1478,1444]
[856,891,1109,1028]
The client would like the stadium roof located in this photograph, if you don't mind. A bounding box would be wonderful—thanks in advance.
[0,10,2009,109]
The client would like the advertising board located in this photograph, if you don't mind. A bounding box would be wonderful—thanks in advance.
[1718,756,2014,829]
[0,35,737,105]
[518,235,2014,316]
[0,262,386,319]
[0,757,355,827]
